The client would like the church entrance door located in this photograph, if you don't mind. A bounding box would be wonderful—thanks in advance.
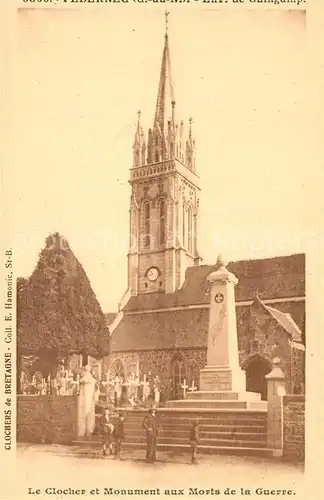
[171,355,186,400]
[245,356,271,401]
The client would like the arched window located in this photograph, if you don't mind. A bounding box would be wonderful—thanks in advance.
[170,354,187,400]
[182,204,186,247]
[143,201,150,249]
[159,199,166,245]
[188,206,193,253]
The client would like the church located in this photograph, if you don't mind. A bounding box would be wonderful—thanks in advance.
[104,20,306,401]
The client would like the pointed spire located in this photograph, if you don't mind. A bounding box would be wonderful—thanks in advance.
[153,12,175,139]
[188,117,193,139]
[133,109,146,166]
[186,117,196,171]
[133,110,144,145]
[142,13,198,171]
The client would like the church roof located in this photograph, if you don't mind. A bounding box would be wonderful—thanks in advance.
[112,308,209,352]
[105,313,117,327]
[111,300,305,353]
[123,253,305,312]
[264,305,302,342]
[111,254,305,352]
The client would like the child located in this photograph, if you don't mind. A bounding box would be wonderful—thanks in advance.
[113,411,125,460]
[189,420,199,464]
[100,408,114,457]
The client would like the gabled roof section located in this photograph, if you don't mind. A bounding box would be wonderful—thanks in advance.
[264,304,302,343]
[123,254,305,312]
[105,313,117,327]
[111,299,305,352]
[111,308,209,352]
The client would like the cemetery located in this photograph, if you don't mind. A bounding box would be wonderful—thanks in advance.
[17,259,305,463]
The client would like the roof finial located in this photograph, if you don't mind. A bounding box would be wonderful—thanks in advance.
[189,117,193,138]
[137,109,141,125]
[165,11,170,37]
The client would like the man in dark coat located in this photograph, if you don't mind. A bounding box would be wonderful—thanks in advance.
[142,408,158,463]
[113,411,125,460]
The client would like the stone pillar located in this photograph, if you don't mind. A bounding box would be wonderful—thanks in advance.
[77,366,96,438]
[200,257,246,392]
[265,357,286,457]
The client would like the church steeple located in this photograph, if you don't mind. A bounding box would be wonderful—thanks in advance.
[128,14,201,297]
[153,12,174,138]
[147,13,188,166]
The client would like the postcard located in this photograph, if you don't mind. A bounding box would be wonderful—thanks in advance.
[1,1,323,499]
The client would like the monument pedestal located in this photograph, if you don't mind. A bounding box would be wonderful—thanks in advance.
[199,365,246,392]
[167,258,267,412]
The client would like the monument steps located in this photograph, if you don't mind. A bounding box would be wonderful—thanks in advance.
[121,435,266,448]
[156,418,266,426]
[166,400,267,410]
[148,426,265,436]
[159,430,266,441]
[74,439,272,458]
[121,411,266,422]
[89,409,269,457]
[187,391,261,401]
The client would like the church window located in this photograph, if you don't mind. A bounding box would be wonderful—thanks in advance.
[143,201,150,249]
[171,354,187,400]
[159,199,166,245]
[182,204,186,247]
[188,206,193,253]
[155,152,159,163]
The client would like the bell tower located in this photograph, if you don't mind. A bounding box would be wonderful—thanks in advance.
[128,14,201,296]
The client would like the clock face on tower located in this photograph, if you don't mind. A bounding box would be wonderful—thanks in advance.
[147,267,160,282]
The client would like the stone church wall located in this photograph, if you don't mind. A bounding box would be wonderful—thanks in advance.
[108,335,297,394]
[239,319,293,392]
[291,346,305,394]
[104,348,207,390]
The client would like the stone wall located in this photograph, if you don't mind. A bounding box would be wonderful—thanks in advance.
[108,343,298,396]
[104,348,207,399]
[291,345,305,394]
[283,395,305,462]
[17,395,78,445]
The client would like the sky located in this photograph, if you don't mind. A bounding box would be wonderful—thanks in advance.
[9,7,313,312]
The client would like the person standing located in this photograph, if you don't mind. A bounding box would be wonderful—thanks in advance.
[100,409,114,457]
[113,411,125,460]
[142,408,158,463]
[189,420,199,464]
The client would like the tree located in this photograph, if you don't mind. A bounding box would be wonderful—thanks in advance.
[17,233,110,375]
